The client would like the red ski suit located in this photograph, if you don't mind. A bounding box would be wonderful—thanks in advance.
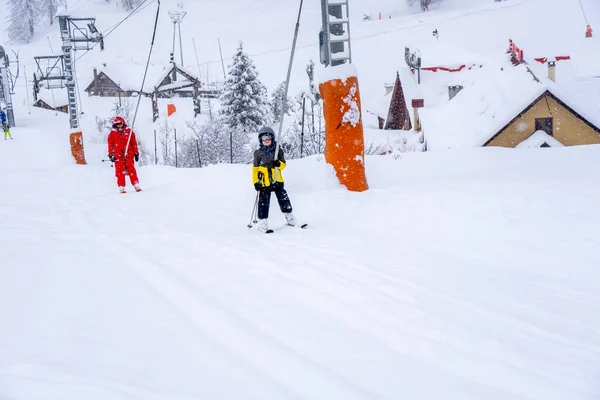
[107,126,140,188]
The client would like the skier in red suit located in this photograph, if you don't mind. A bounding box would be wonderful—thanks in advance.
[107,116,141,193]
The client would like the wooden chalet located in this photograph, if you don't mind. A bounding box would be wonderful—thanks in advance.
[84,69,136,97]
[483,88,600,148]
[33,98,68,113]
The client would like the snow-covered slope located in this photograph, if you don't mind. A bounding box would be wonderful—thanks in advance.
[2,117,600,398]
[1,0,600,399]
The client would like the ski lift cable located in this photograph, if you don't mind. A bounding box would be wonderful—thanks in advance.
[74,0,155,63]
[25,0,95,57]
[103,0,155,37]
[124,0,161,156]
[576,0,589,25]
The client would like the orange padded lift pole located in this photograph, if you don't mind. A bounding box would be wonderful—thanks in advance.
[70,131,87,165]
[319,69,368,192]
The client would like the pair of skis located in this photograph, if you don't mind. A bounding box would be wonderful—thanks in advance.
[248,221,308,234]
[120,187,142,194]
[263,223,308,234]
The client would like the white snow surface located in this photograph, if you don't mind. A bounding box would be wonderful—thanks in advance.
[1,0,600,398]
[2,109,600,400]
[515,130,564,148]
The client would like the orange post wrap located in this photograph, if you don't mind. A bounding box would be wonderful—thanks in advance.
[319,75,368,192]
[70,131,87,165]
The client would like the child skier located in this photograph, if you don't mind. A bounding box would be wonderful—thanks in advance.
[252,126,297,233]
[107,115,141,193]
[1,106,12,140]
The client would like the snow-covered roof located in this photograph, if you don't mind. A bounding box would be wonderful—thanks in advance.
[158,81,195,91]
[516,130,565,148]
[154,64,199,88]
[510,32,600,77]
[80,63,171,92]
[35,88,70,106]
[367,93,391,119]
[398,67,422,128]
[366,67,423,124]
[406,40,490,71]
[417,55,600,150]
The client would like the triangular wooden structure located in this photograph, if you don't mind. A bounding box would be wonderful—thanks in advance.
[152,63,203,122]
[384,72,412,130]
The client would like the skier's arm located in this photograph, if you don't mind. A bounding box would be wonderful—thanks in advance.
[276,147,286,171]
[252,151,261,183]
[107,132,114,157]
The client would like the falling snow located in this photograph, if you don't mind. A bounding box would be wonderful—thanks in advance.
[341,85,361,127]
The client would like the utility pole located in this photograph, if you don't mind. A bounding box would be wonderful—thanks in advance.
[168,5,187,71]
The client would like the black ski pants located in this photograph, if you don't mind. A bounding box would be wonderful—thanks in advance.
[258,182,292,219]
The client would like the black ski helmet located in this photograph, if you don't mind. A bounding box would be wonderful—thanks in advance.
[258,126,275,143]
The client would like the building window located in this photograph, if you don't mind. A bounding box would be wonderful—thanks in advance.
[535,117,553,136]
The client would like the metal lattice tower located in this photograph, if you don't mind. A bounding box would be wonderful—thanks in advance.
[58,16,79,129]
[0,45,15,127]
[34,16,103,129]
[319,0,352,67]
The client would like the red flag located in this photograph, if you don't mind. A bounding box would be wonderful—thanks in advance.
[167,104,176,116]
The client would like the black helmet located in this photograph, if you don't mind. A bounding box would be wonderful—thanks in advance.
[258,126,275,143]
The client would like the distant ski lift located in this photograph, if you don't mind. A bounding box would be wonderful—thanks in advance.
[45,67,65,89]
[68,18,104,51]
[73,28,93,50]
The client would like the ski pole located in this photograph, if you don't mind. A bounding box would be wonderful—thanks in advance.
[247,191,259,229]
[102,158,120,167]
[274,0,304,182]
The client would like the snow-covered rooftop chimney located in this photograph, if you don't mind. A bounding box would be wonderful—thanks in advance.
[93,68,98,90]
[547,61,556,82]
[448,85,463,100]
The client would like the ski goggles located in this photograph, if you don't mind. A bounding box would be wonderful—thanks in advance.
[260,134,273,141]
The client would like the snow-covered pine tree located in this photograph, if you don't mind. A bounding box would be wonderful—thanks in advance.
[219,41,269,162]
[6,0,39,43]
[306,60,321,102]
[38,0,66,25]
[270,81,294,124]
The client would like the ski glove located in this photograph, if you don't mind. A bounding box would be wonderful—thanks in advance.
[254,182,262,191]
[134,154,139,162]
[108,154,115,162]
[271,160,281,168]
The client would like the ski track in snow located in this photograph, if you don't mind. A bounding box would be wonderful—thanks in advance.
[2,147,600,399]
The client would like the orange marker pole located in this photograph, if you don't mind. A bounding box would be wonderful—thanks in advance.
[70,131,87,165]
[319,67,368,192]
